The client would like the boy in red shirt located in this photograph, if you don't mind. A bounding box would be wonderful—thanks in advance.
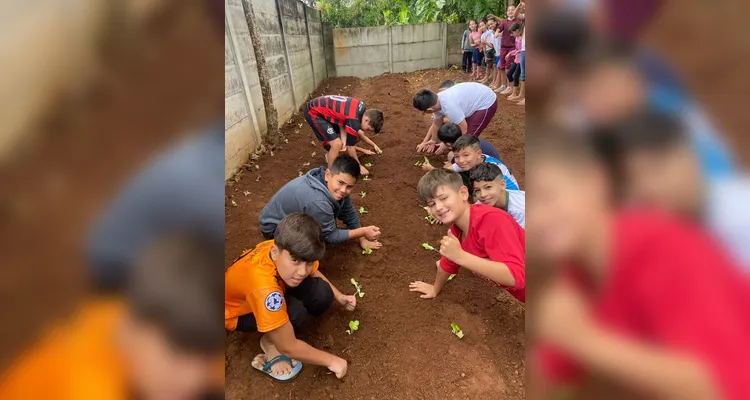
[526,132,750,400]
[409,169,525,302]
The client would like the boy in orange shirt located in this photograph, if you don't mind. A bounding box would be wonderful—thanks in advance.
[225,213,356,381]
[0,234,224,400]
[409,169,526,302]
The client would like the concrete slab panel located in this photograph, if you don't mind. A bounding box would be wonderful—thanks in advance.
[225,118,258,180]
[225,64,243,96]
[422,40,443,59]
[225,91,249,128]
[423,23,442,41]
[334,44,389,66]
[336,62,389,78]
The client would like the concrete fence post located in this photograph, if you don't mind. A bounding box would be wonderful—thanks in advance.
[225,5,261,141]
[274,0,298,108]
[388,26,393,73]
[303,6,316,88]
[441,22,448,67]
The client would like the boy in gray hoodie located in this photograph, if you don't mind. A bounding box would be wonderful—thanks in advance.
[259,155,382,251]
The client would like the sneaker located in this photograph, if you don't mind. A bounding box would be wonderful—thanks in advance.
[494,85,506,93]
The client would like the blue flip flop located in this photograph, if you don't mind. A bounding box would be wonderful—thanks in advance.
[251,354,303,382]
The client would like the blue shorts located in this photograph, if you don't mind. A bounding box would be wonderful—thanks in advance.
[473,48,482,65]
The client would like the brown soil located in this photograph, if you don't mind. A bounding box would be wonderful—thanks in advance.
[224,68,526,400]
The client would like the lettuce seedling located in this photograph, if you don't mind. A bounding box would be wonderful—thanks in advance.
[415,160,423,166]
[364,162,372,167]
[350,278,365,298]
[360,191,366,198]
[311,152,317,157]
[362,248,373,255]
[346,320,360,335]
[358,206,368,214]
[363,176,371,181]
[424,156,430,164]
[421,242,439,252]
[447,274,456,281]
[425,215,437,225]
[450,323,464,339]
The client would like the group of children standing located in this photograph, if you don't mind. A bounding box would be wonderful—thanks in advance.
[224,72,526,382]
[460,3,526,105]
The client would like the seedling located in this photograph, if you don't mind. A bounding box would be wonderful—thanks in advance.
[422,242,439,252]
[362,247,373,255]
[311,152,317,157]
[346,320,360,335]
[358,206,368,214]
[447,274,456,281]
[360,191,366,198]
[425,215,437,225]
[424,156,430,164]
[363,176,371,181]
[450,323,464,339]
[350,278,365,298]
[298,122,303,128]
[231,199,238,207]
[415,161,423,167]
[364,162,372,167]
[302,162,310,166]
[254,164,260,170]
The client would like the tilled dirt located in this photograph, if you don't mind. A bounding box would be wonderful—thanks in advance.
[225,68,526,400]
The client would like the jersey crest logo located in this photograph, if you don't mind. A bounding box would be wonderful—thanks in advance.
[327,126,335,135]
[264,291,284,312]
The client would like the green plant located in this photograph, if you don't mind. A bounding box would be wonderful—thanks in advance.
[447,274,456,281]
[422,242,439,252]
[360,191,367,198]
[422,206,437,225]
[359,206,368,214]
[351,278,365,297]
[424,156,430,164]
[363,176,371,181]
[362,247,373,255]
[415,160,423,166]
[450,322,464,339]
[347,320,360,335]
[364,162,372,167]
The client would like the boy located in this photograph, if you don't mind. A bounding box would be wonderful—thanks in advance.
[414,82,498,154]
[438,79,455,92]
[423,134,519,191]
[438,124,501,166]
[226,213,355,380]
[259,155,382,251]
[526,131,750,400]
[304,95,384,175]
[0,234,224,399]
[409,169,525,302]
[470,162,525,228]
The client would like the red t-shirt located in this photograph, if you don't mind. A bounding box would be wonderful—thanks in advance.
[535,209,750,400]
[306,95,366,137]
[439,204,526,302]
[499,18,519,48]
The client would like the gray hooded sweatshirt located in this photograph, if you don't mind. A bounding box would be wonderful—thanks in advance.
[259,167,360,243]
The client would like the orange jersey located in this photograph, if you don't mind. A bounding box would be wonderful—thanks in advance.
[225,240,319,332]
[0,299,128,400]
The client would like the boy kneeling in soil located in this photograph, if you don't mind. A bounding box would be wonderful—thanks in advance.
[304,95,384,175]
[423,134,519,191]
[259,155,382,251]
[470,162,525,229]
[409,169,526,302]
[225,213,355,380]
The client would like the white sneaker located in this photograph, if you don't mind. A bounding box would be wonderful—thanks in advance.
[494,85,506,93]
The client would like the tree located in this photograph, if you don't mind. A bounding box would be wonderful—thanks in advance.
[241,0,279,143]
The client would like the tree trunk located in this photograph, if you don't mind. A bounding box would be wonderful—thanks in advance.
[241,0,279,143]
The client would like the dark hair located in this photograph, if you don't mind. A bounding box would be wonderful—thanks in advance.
[329,154,361,180]
[418,169,465,203]
[274,213,325,262]
[469,162,503,183]
[413,89,438,111]
[452,134,482,153]
[480,18,488,24]
[469,19,477,25]
[439,80,455,90]
[510,22,523,32]
[364,109,384,133]
[532,8,590,59]
[129,233,224,353]
[437,123,462,144]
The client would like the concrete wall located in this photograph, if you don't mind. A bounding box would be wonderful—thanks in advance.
[332,22,448,78]
[224,0,331,180]
[446,23,467,67]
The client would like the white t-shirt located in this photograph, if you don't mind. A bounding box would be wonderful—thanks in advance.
[475,189,525,229]
[493,31,503,54]
[707,178,750,270]
[435,82,496,125]
[481,30,494,49]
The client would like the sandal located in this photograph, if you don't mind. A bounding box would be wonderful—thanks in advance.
[251,354,303,382]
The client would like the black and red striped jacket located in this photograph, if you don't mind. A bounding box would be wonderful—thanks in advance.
[306,95,367,137]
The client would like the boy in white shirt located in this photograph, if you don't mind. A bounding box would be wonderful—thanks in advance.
[470,162,525,228]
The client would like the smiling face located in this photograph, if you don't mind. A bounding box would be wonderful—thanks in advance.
[325,170,356,200]
[426,184,470,225]
[469,20,477,31]
[270,245,316,287]
[473,177,506,207]
[479,21,486,32]
[453,146,484,171]
[507,6,516,18]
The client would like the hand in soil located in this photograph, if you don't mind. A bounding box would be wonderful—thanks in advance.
[327,356,349,379]
[374,144,382,154]
[439,231,465,263]
[359,238,382,250]
[421,161,434,171]
[337,293,357,311]
[417,141,436,154]
[361,226,382,241]
[434,142,450,155]
[360,165,370,176]
[409,281,438,299]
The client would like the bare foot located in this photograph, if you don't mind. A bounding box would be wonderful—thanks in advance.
[516,98,525,105]
[259,335,298,376]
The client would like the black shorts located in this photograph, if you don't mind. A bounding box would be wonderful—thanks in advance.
[304,106,357,149]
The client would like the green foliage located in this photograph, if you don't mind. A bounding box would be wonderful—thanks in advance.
[318,0,508,28]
